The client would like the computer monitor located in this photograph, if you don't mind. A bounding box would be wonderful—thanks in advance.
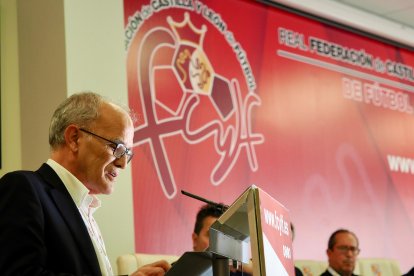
[208,185,295,275]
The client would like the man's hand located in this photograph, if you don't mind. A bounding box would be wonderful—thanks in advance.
[229,261,253,274]
[130,260,171,276]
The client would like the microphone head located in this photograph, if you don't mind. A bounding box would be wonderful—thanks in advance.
[181,190,228,212]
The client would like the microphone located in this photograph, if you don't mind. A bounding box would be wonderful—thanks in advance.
[181,190,229,212]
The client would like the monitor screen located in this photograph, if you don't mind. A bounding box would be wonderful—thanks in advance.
[209,185,295,275]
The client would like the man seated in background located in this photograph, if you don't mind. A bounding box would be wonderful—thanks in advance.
[403,267,414,276]
[192,203,304,275]
[320,229,360,276]
[192,204,253,275]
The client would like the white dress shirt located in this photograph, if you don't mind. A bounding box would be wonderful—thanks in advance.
[327,266,342,276]
[47,159,113,276]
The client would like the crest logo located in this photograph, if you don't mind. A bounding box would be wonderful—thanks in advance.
[129,10,264,199]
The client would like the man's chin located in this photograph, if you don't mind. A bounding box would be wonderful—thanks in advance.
[99,182,114,195]
[103,185,114,195]
[341,265,355,274]
[103,177,116,193]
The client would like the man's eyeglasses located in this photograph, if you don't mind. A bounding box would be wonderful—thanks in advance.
[335,245,360,255]
[79,128,134,163]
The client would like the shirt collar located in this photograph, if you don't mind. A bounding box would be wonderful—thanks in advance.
[327,266,342,276]
[46,159,101,211]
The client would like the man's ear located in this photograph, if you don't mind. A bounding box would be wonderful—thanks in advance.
[192,232,198,251]
[64,125,80,152]
[326,248,332,258]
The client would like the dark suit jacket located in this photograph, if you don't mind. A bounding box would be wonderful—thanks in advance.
[229,265,302,275]
[295,266,304,276]
[230,271,251,276]
[320,271,334,276]
[0,164,101,276]
[403,267,414,276]
[320,269,358,276]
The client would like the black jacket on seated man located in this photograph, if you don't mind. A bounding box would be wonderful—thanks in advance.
[295,266,304,276]
[403,267,414,276]
[320,270,357,276]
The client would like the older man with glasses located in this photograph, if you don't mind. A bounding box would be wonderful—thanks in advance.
[320,229,360,276]
[0,92,170,276]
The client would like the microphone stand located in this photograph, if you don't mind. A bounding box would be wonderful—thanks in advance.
[181,190,230,276]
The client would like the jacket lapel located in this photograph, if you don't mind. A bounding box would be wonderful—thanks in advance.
[37,164,102,276]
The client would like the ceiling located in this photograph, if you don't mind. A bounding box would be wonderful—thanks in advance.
[331,0,414,29]
[269,0,414,49]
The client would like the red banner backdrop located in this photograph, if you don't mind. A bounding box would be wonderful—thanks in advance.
[124,0,414,272]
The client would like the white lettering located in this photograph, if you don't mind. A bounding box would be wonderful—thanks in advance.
[263,208,289,237]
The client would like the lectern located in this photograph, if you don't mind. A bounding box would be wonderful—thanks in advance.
[166,185,295,275]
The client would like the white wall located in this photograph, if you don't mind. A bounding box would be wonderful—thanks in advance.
[0,0,21,174]
[16,0,67,170]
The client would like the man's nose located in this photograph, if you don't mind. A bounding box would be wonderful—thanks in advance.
[114,154,128,169]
